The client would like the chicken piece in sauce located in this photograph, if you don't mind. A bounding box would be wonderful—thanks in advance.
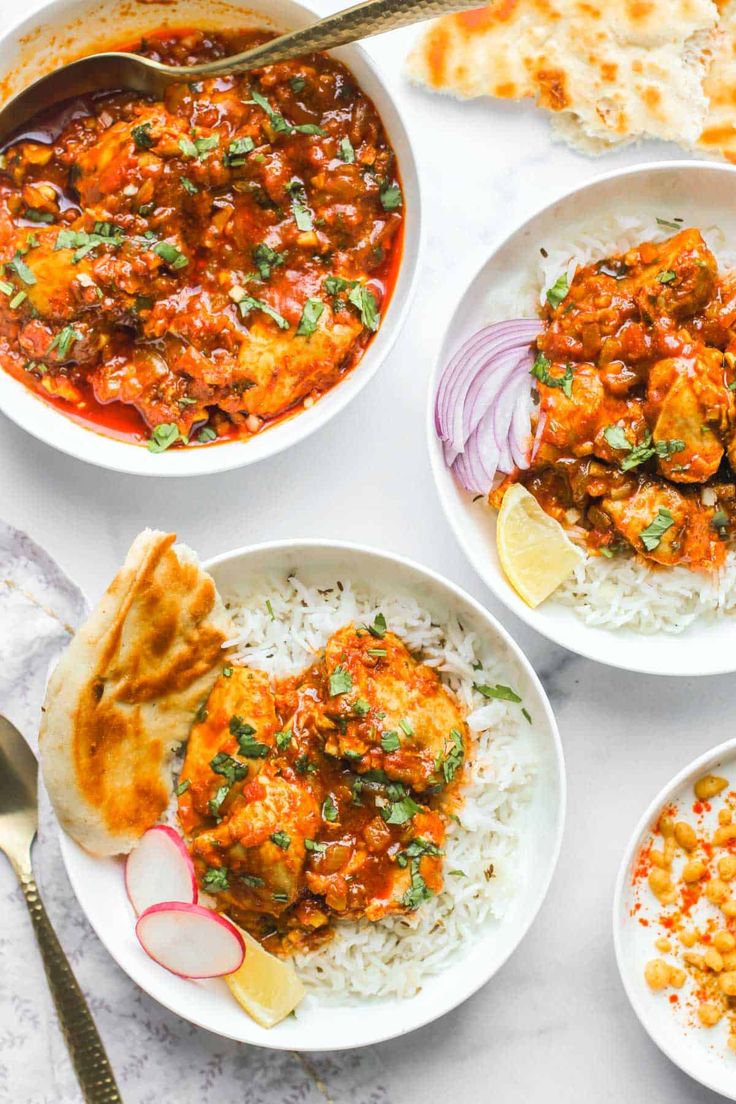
[515,228,736,568]
[178,622,466,953]
[318,623,468,793]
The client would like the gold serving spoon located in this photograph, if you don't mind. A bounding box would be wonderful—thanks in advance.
[0,714,122,1104]
[0,0,478,144]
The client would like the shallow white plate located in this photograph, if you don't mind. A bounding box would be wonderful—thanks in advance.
[58,540,565,1050]
[614,737,736,1099]
[428,161,736,677]
[0,0,420,476]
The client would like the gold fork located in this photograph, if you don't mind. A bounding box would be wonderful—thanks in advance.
[0,714,122,1104]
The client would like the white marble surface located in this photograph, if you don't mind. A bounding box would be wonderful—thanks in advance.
[0,1,733,1100]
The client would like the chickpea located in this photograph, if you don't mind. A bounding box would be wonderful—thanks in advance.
[680,929,698,948]
[722,951,736,971]
[714,825,736,846]
[655,937,672,953]
[719,807,733,827]
[685,951,706,969]
[720,855,736,882]
[698,1001,723,1027]
[714,931,736,954]
[659,814,675,837]
[649,868,676,902]
[695,775,729,801]
[668,967,686,988]
[649,849,666,869]
[706,878,731,905]
[705,947,725,972]
[674,821,697,851]
[682,859,707,883]
[644,959,671,990]
[723,901,736,919]
[664,837,676,865]
[721,972,736,997]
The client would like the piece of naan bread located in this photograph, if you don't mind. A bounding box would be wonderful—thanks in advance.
[699,1,736,159]
[406,0,720,151]
[40,530,232,856]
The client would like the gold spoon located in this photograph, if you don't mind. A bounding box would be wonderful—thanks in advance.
[0,0,477,144]
[0,714,122,1104]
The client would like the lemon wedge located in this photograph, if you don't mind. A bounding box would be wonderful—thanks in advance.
[496,483,585,608]
[225,928,304,1028]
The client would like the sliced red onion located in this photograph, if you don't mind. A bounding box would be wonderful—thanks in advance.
[435,319,540,495]
[531,410,548,463]
[436,320,539,455]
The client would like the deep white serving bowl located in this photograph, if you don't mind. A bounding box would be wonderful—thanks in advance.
[58,539,565,1050]
[0,0,420,475]
[428,161,736,677]
[614,737,736,1100]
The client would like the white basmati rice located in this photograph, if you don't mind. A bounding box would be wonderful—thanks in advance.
[485,212,736,635]
[222,573,537,1003]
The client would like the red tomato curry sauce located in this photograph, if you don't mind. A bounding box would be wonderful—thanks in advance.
[0,29,404,450]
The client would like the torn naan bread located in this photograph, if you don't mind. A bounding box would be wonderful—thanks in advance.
[406,0,720,151]
[699,1,736,160]
[40,530,232,856]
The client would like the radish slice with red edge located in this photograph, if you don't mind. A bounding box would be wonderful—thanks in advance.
[435,319,540,495]
[125,825,198,916]
[135,902,245,979]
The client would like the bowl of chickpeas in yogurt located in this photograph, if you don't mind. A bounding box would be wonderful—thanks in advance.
[615,739,736,1100]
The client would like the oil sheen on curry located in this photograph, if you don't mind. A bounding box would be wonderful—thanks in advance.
[494,228,736,570]
[0,30,403,450]
[177,616,468,955]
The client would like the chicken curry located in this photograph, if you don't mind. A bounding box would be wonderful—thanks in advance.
[177,617,468,955]
[494,228,736,570]
[0,29,403,449]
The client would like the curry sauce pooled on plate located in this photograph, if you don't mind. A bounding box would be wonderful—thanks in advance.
[0,29,403,450]
[177,615,469,954]
[495,228,736,571]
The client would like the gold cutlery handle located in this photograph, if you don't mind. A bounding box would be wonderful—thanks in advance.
[166,0,480,79]
[19,870,123,1104]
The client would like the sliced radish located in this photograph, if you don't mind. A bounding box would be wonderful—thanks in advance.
[135,902,245,979]
[125,825,197,916]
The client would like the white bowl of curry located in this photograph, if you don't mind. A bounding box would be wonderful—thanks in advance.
[0,0,419,474]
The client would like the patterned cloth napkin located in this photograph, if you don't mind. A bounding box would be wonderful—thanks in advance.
[0,521,388,1104]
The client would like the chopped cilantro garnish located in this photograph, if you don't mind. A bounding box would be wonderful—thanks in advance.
[148,423,181,453]
[9,253,36,285]
[224,136,255,166]
[366,612,387,638]
[396,837,442,867]
[181,176,199,195]
[297,297,324,336]
[210,751,247,785]
[230,714,270,758]
[240,873,265,888]
[352,698,370,717]
[521,707,532,724]
[287,179,313,232]
[338,136,355,163]
[223,666,234,678]
[322,794,338,822]
[47,325,79,361]
[381,730,400,752]
[399,717,414,736]
[546,273,570,309]
[179,135,219,160]
[153,240,189,270]
[640,507,675,552]
[253,242,285,279]
[439,728,464,784]
[198,426,217,443]
[275,728,293,751]
[176,778,191,796]
[305,838,326,853]
[202,866,229,892]
[657,269,677,285]
[474,683,522,703]
[132,123,154,149]
[530,353,574,399]
[195,702,208,724]
[348,284,380,332]
[290,76,306,93]
[270,831,291,849]
[603,425,685,471]
[9,290,26,309]
[329,665,353,696]
[208,784,230,817]
[237,295,289,330]
[379,182,402,211]
[381,792,422,825]
[23,208,54,224]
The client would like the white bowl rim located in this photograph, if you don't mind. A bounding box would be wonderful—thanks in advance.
[0,0,422,477]
[426,158,736,678]
[612,734,736,1098]
[58,536,566,1050]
